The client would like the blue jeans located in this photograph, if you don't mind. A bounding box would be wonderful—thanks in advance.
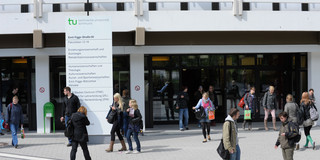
[230,145,241,160]
[65,116,72,144]
[179,108,189,129]
[10,123,19,146]
[123,112,129,136]
[126,128,141,152]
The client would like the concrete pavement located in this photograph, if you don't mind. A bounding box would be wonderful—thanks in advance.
[0,122,319,160]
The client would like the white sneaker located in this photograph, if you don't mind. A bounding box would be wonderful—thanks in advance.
[133,150,141,154]
[125,150,133,154]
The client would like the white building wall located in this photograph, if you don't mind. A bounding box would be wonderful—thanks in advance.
[35,55,51,133]
[130,54,145,130]
[308,52,320,126]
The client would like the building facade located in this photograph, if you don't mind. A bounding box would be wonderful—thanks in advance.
[0,0,320,133]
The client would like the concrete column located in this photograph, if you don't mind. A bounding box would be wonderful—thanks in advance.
[35,55,50,133]
[308,52,320,126]
[130,53,145,130]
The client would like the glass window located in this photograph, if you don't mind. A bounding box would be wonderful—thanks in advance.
[300,71,307,93]
[199,55,224,66]
[239,55,255,66]
[301,55,307,68]
[181,55,198,67]
[226,55,238,66]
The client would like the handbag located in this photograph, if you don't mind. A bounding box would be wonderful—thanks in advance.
[107,110,117,124]
[244,110,251,120]
[217,121,232,159]
[208,110,215,120]
[195,107,206,120]
[238,93,247,108]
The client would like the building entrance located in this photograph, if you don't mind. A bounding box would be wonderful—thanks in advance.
[0,57,36,130]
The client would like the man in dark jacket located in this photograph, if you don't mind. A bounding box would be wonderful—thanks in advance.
[70,106,91,160]
[176,86,189,131]
[60,87,80,146]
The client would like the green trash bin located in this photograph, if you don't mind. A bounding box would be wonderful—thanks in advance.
[43,102,55,133]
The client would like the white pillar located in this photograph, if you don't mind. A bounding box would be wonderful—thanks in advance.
[308,52,320,126]
[35,55,51,133]
[130,53,145,130]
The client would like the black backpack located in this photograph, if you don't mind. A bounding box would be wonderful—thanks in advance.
[295,104,304,125]
[288,122,301,145]
[64,118,74,138]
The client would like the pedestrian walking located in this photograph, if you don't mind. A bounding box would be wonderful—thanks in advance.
[5,96,23,148]
[5,87,18,107]
[70,106,91,160]
[274,112,297,160]
[176,86,189,131]
[125,99,142,154]
[60,87,80,147]
[105,93,127,152]
[223,108,241,160]
[122,89,131,136]
[284,94,299,150]
[193,92,215,143]
[300,92,316,150]
[263,86,278,131]
[284,94,298,123]
[242,87,258,131]
[194,85,205,128]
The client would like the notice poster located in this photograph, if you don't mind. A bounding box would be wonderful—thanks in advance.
[66,16,112,135]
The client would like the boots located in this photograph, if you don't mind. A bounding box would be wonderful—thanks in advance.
[242,120,247,130]
[264,120,269,131]
[272,118,277,131]
[105,141,114,152]
[248,122,252,131]
[118,140,127,151]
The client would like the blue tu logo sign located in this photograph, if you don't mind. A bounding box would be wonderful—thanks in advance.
[68,18,78,25]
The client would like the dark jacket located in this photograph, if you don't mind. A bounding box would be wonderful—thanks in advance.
[71,112,90,142]
[62,93,80,117]
[263,92,278,110]
[128,109,142,126]
[128,109,142,132]
[122,96,130,113]
[275,120,297,149]
[244,93,257,111]
[209,91,218,107]
[176,91,189,109]
[5,103,23,126]
[107,102,123,126]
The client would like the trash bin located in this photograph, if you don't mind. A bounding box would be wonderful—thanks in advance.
[44,102,55,133]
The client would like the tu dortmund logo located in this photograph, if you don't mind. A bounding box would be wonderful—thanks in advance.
[68,18,78,25]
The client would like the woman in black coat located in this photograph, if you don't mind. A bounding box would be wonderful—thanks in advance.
[70,106,91,160]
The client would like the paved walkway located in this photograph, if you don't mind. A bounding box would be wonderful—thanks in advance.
[0,122,319,160]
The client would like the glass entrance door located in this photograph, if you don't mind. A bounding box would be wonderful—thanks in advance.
[0,57,35,129]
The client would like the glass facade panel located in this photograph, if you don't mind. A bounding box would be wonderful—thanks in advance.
[226,55,238,66]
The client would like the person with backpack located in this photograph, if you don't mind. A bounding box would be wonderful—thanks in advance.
[5,96,23,149]
[222,108,241,160]
[308,89,316,104]
[300,92,316,150]
[263,86,278,131]
[70,106,91,160]
[193,92,215,143]
[275,112,298,160]
[242,87,258,131]
[125,99,142,154]
[284,94,300,150]
[105,93,127,152]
